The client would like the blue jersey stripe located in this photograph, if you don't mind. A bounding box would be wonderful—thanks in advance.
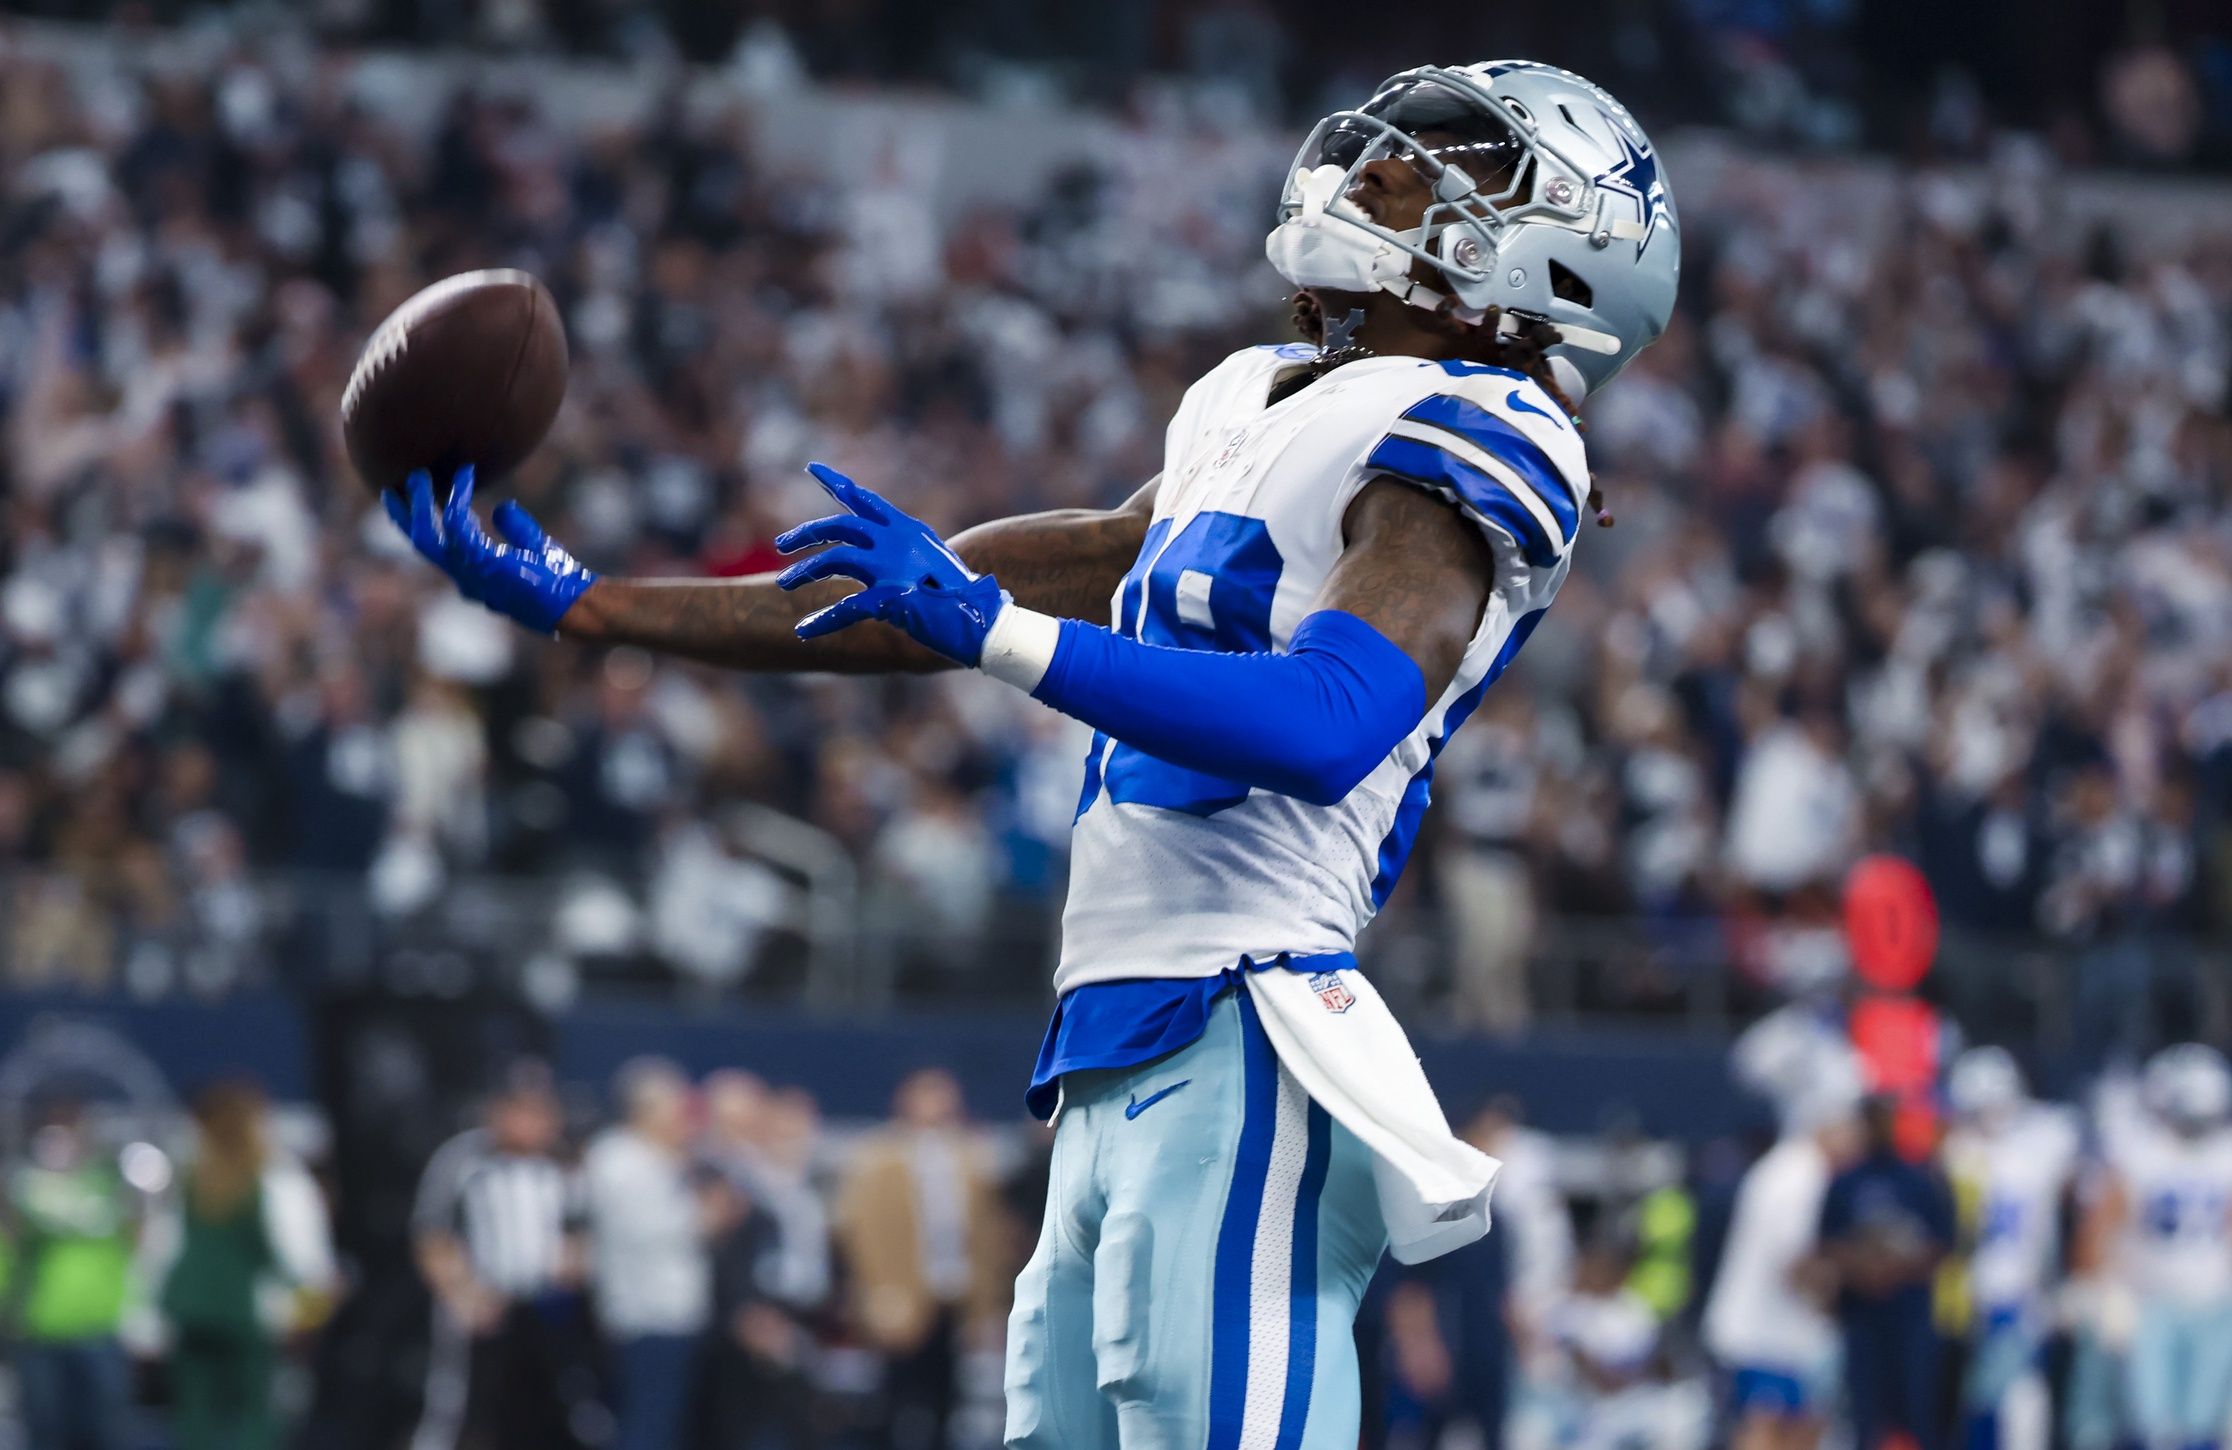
[1207,991,1279,1450]
[1365,435,1560,569]
[1074,516,1171,822]
[1273,1102,1333,1450]
[1435,358,1530,383]
[1369,756,1440,911]
[1073,730,1108,822]
[1400,393,1579,540]
[1369,609,1547,906]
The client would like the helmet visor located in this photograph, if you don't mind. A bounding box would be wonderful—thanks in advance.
[1303,77,1530,213]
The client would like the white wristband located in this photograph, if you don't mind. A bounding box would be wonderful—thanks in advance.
[978,603,1062,692]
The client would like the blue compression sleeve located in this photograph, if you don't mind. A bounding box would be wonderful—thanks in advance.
[1029,609,1427,807]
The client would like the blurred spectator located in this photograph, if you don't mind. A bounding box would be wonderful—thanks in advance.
[833,1068,1008,1450]
[1723,706,1859,898]
[582,1057,726,1450]
[410,1062,592,1450]
[699,1069,828,1449]
[1622,1162,1698,1323]
[705,1176,816,1449]
[1538,1236,1708,1450]
[156,1078,337,1450]
[1703,1078,1862,1450]
[703,1072,831,1313]
[873,777,1001,974]
[2100,46,2204,163]
[1365,1229,1511,1450]
[1817,1097,1956,1450]
[2,1097,138,1450]
[1434,693,1543,1031]
[1469,1098,1576,1350]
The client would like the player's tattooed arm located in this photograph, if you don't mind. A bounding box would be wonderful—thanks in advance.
[1316,478,1496,700]
[560,476,1160,672]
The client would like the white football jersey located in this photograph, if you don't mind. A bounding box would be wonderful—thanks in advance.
[2109,1118,2232,1304]
[1054,344,1589,992]
[1944,1107,2079,1317]
[1701,1135,1838,1375]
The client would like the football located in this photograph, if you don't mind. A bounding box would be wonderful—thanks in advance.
[340,269,568,499]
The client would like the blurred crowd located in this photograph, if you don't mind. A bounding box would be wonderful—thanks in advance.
[1365,1024,2232,1450]
[0,1055,1032,1450]
[1,27,2229,1035]
[10,0,2232,171]
[0,1076,339,1450]
[1,6,2230,1450]
[401,1059,1022,1450]
[1440,133,2232,1043]
[1666,1018,2232,1450]
[20,1025,2232,1450]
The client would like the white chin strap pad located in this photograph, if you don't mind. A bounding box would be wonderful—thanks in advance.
[1265,166,1423,301]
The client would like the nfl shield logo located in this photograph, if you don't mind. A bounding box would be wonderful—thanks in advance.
[1307,971,1355,1014]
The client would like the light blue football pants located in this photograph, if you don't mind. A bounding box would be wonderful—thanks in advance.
[2126,1296,2232,1448]
[1004,989,1388,1449]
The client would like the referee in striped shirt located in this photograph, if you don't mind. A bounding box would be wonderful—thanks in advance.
[411,1061,592,1450]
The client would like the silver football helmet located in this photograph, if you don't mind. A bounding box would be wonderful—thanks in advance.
[2145,1043,2232,1135]
[1946,1046,2027,1127]
[1266,60,1680,398]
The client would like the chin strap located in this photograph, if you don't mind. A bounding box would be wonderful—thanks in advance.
[1376,258,1623,361]
[1381,275,1454,312]
[1496,308,1622,357]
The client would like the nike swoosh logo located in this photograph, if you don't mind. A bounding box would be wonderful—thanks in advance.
[1506,388,1564,428]
[1124,1080,1192,1120]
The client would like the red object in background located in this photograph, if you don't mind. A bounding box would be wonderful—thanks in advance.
[705,536,788,577]
[1850,994,1940,1096]
[1844,856,1944,1160]
[1850,993,1945,1158]
[1844,854,1939,992]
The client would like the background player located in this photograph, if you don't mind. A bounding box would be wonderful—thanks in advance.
[2076,1045,2232,1450]
[1941,1047,2080,1450]
[1701,1067,1861,1450]
[390,61,1677,1448]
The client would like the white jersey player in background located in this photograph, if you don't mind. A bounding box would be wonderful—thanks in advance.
[390,60,1678,1450]
[1702,1055,1863,1450]
[2076,1045,2232,1450]
[1940,1047,2079,1450]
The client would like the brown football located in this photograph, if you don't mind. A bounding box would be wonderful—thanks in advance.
[340,269,568,499]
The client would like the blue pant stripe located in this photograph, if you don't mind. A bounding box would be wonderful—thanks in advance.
[1273,1102,1332,1450]
[1207,994,1277,1450]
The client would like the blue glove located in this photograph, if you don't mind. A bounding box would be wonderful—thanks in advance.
[773,462,1008,665]
[384,466,597,634]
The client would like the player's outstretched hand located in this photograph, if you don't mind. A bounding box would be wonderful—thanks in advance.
[384,466,597,635]
[774,462,1008,665]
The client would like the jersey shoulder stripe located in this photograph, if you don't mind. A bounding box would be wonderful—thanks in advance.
[1398,393,1582,539]
[1364,430,1563,568]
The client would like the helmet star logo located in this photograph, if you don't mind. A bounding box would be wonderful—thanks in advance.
[1594,116,1669,257]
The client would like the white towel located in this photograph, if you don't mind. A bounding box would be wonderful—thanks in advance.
[1245,964,1500,1264]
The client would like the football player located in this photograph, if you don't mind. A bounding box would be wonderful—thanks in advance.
[391,61,1678,1448]
[2076,1044,2232,1450]
[1941,1047,2078,1450]
[1701,1066,1862,1450]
